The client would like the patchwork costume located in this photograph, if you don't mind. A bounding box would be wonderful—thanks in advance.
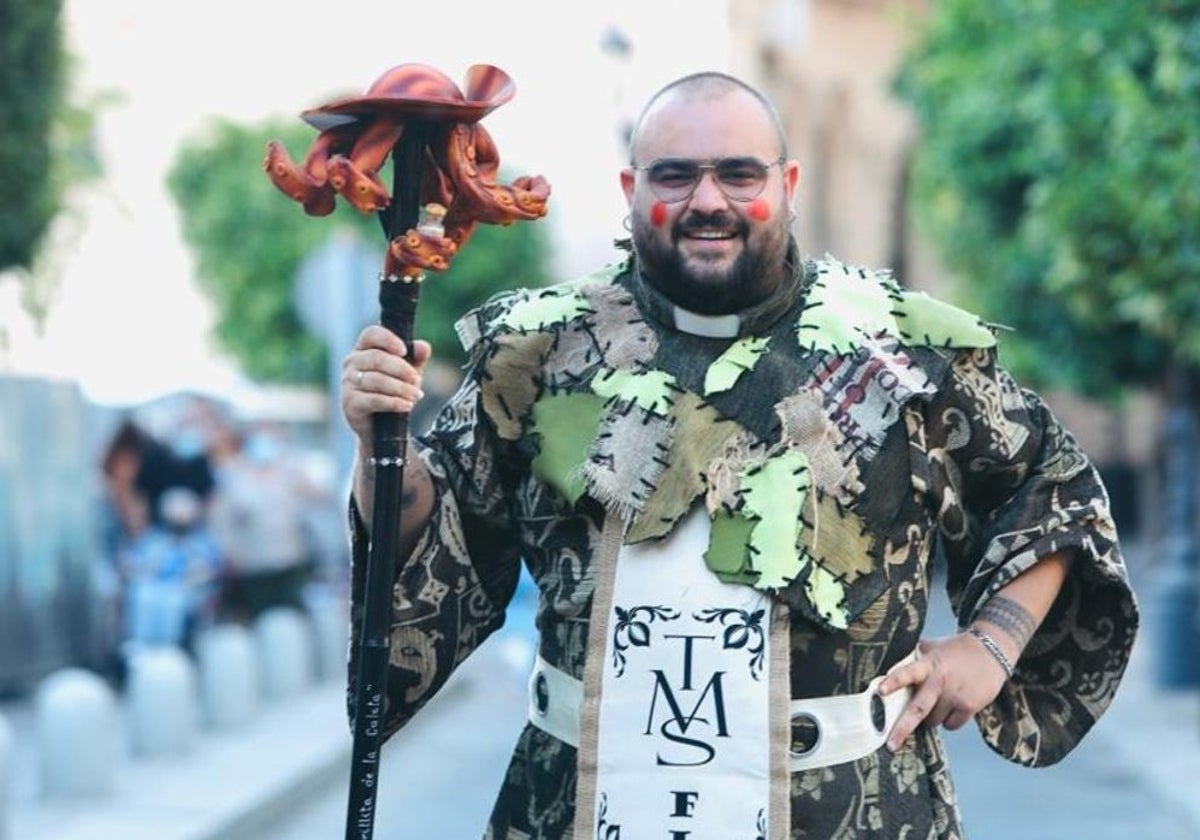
[348,250,1136,838]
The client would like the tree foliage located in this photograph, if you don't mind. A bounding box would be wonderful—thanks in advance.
[1,0,105,321]
[167,117,554,384]
[897,0,1200,395]
[0,0,65,272]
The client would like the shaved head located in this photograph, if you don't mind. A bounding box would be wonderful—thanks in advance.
[629,72,789,164]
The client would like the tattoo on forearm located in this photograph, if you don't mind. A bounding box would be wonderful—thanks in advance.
[977,595,1037,651]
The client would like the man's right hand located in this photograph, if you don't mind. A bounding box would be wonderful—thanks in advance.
[341,326,432,444]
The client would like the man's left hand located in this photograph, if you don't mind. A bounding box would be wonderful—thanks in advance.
[878,632,1010,751]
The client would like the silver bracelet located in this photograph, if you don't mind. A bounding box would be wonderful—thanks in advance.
[966,627,1015,679]
[366,455,405,468]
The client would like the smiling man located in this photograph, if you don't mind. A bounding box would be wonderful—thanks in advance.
[341,72,1137,838]
[622,78,799,315]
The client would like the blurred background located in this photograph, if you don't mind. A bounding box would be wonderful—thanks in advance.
[1,1,1199,838]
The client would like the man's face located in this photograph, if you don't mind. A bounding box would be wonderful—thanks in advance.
[621,90,801,315]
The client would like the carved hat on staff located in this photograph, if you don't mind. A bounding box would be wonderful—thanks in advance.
[264,62,550,277]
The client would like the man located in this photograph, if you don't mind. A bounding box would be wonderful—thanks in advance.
[342,72,1137,838]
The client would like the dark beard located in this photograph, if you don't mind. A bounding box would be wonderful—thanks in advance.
[632,210,784,315]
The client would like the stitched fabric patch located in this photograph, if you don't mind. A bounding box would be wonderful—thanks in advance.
[498,287,593,333]
[797,260,896,356]
[529,390,608,503]
[704,336,772,395]
[774,392,865,505]
[480,331,553,440]
[583,406,674,520]
[804,562,849,629]
[627,392,742,543]
[705,508,758,582]
[739,449,810,589]
[893,290,997,349]
[591,368,677,416]
[804,338,934,464]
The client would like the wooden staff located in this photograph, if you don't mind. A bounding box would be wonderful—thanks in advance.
[345,123,429,840]
[263,63,549,840]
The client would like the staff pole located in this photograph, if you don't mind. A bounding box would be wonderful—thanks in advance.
[344,123,428,840]
[262,61,548,840]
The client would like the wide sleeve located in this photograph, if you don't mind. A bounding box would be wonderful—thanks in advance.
[921,346,1138,767]
[346,327,526,742]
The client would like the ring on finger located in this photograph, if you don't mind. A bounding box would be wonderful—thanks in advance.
[356,369,365,387]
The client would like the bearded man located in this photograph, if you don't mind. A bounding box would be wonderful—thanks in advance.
[341,71,1136,839]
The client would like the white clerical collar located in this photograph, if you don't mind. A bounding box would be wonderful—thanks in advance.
[671,307,740,338]
[628,244,809,339]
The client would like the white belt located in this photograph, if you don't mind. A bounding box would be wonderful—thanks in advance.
[528,652,915,773]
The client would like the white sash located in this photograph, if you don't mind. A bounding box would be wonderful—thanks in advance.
[579,508,784,839]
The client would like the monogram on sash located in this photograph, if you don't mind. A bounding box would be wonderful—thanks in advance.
[586,509,777,839]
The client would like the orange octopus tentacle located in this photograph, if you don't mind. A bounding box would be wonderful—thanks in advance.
[326,155,388,214]
[327,120,406,214]
[436,123,549,225]
[387,227,458,278]
[385,138,472,278]
[263,125,355,217]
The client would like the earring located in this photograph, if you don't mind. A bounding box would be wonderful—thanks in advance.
[622,215,632,232]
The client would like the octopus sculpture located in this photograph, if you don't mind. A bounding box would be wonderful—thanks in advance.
[264,63,550,278]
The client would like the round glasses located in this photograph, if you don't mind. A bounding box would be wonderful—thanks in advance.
[631,156,785,203]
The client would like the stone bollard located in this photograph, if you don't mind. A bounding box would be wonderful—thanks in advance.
[306,591,350,683]
[33,668,120,797]
[125,646,200,757]
[254,607,314,700]
[194,624,258,728]
[0,712,12,840]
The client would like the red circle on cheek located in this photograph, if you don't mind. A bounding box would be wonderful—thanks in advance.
[649,201,668,227]
[747,198,771,222]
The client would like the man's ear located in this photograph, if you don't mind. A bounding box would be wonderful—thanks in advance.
[620,168,636,205]
[783,160,801,204]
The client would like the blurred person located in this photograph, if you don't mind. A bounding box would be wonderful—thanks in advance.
[340,72,1138,837]
[204,409,247,477]
[127,404,218,534]
[100,418,157,555]
[119,486,223,651]
[208,424,319,623]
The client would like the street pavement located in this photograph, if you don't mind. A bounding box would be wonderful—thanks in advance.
[4,552,1200,840]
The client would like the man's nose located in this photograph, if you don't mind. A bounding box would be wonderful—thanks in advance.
[687,170,730,213]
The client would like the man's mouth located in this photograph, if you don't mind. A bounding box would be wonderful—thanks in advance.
[675,212,747,245]
[682,229,739,241]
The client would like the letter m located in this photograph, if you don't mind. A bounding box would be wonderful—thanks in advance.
[644,670,730,738]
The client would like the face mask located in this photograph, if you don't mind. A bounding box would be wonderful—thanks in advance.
[171,428,207,459]
[243,434,280,465]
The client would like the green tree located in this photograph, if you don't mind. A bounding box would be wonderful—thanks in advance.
[899,0,1200,685]
[897,0,1199,397]
[1,0,105,319]
[167,117,554,384]
[0,0,64,273]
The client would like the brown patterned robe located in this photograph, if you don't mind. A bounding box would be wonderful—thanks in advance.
[348,251,1137,839]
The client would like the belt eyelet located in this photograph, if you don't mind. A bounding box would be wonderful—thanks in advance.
[789,711,822,758]
[870,691,886,734]
[533,672,550,716]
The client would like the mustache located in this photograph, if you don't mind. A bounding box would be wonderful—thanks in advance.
[674,211,748,238]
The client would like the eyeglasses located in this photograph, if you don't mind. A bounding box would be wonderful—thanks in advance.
[630,156,786,203]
